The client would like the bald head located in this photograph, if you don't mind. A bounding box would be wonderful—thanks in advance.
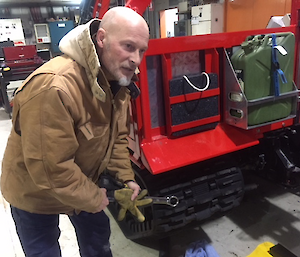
[100,7,149,35]
[96,6,149,86]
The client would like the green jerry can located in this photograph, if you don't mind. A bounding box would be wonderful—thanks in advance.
[231,32,295,126]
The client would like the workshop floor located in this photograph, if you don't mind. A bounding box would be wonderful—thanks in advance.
[1,107,300,257]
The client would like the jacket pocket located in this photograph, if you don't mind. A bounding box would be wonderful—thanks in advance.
[78,122,109,140]
[76,122,110,177]
[116,94,130,134]
[117,114,128,134]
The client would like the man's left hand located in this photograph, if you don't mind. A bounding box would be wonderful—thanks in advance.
[114,188,152,222]
[125,181,141,200]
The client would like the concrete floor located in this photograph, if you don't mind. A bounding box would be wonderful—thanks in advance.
[1,107,300,257]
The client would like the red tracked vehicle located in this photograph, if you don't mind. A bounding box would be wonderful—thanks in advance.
[80,0,300,239]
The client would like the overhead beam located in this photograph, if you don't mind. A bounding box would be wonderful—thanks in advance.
[0,2,80,8]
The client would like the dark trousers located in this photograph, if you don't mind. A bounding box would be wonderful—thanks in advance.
[10,205,113,257]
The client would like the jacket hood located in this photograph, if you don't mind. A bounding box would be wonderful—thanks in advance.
[59,19,107,102]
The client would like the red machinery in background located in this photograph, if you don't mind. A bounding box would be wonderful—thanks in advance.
[79,0,151,22]
[0,45,43,117]
[81,0,300,240]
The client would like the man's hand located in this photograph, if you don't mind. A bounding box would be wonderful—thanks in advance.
[94,188,109,213]
[114,188,152,222]
[125,181,141,200]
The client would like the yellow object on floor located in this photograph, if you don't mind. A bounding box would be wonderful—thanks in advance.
[246,242,275,257]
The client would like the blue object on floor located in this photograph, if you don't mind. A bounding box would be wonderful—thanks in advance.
[185,239,220,257]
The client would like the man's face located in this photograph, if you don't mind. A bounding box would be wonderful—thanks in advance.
[98,23,149,86]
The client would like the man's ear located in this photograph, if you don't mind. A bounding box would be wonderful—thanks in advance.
[96,28,105,48]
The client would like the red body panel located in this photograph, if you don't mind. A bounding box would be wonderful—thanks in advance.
[140,124,260,174]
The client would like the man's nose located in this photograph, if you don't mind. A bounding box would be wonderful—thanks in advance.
[130,50,141,66]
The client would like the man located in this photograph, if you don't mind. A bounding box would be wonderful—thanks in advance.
[0,6,149,257]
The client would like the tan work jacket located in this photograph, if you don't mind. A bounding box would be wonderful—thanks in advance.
[0,19,135,214]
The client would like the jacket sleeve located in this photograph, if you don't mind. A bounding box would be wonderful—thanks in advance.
[106,98,135,183]
[20,83,104,213]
